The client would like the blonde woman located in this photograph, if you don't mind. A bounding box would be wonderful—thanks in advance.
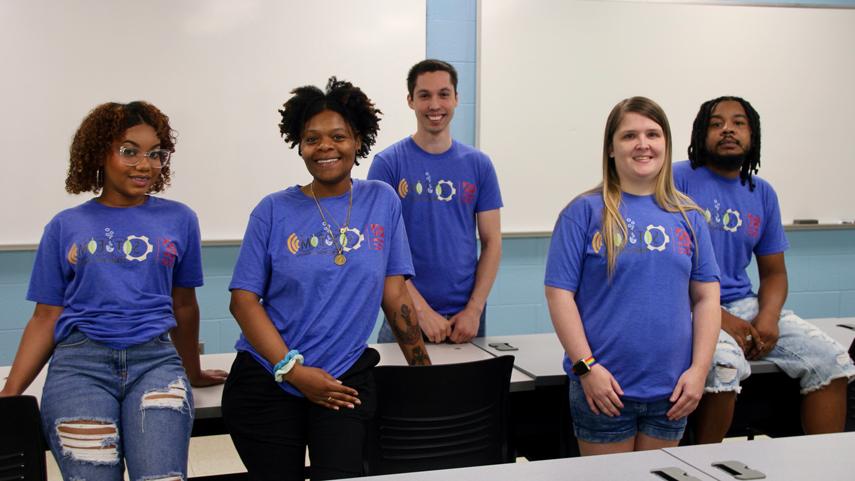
[545,97,720,455]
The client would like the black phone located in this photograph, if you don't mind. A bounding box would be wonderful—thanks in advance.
[488,342,518,351]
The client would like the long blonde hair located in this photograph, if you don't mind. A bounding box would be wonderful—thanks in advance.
[592,97,702,278]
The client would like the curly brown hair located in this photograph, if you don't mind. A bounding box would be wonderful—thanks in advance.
[66,101,177,194]
[278,77,381,165]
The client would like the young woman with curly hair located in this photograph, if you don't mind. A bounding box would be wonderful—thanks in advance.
[0,101,226,480]
[222,77,431,480]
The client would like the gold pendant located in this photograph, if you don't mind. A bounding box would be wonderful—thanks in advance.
[334,254,347,266]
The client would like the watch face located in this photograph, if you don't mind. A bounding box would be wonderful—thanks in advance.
[572,359,590,376]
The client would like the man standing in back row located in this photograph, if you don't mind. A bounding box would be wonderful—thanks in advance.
[673,95,855,443]
[369,59,503,344]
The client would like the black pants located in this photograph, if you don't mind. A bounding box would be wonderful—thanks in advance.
[222,349,379,481]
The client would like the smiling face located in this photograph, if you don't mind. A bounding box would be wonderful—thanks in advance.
[99,123,162,207]
[609,112,666,195]
[408,70,458,137]
[300,109,360,196]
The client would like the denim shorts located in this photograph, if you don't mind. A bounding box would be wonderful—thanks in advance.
[41,330,193,480]
[568,379,687,443]
[705,296,855,394]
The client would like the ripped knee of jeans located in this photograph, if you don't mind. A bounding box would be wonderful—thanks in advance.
[141,378,189,412]
[138,474,185,481]
[55,419,120,465]
[706,364,742,394]
[714,364,739,384]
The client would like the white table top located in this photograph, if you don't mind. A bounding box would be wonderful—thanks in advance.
[472,334,566,386]
[805,317,855,349]
[354,448,718,481]
[372,342,535,391]
[474,317,855,380]
[3,342,535,420]
[665,431,855,480]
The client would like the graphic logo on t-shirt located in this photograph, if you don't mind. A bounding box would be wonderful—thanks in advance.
[626,217,638,245]
[341,227,365,252]
[401,171,476,204]
[287,233,301,254]
[287,225,367,257]
[160,239,179,267]
[746,213,761,238]
[435,180,456,202]
[675,227,692,256]
[461,181,477,204]
[591,223,690,256]
[66,228,174,266]
[123,235,153,261]
[369,224,385,251]
[643,225,670,252]
[66,243,79,265]
[722,209,742,233]
[701,198,762,238]
[590,230,623,254]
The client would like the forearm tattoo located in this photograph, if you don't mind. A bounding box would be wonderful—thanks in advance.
[390,304,421,345]
[388,304,431,365]
[407,345,430,366]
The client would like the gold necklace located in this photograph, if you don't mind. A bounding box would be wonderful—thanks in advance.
[309,181,352,266]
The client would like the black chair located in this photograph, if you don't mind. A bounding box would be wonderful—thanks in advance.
[0,395,47,481]
[365,355,515,475]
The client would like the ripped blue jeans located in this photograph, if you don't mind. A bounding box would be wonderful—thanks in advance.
[705,297,855,395]
[41,330,193,481]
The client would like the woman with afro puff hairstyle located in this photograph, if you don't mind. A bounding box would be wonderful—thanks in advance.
[0,101,227,480]
[223,77,431,480]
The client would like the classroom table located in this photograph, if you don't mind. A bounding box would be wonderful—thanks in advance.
[471,318,855,380]
[371,341,535,391]
[353,432,855,481]
[806,317,855,350]
[1,341,535,421]
[354,449,718,481]
[472,333,783,379]
[665,431,855,480]
[472,333,565,386]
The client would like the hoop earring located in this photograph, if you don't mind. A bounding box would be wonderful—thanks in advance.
[96,167,103,187]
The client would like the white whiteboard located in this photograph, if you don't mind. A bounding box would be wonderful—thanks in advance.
[0,0,425,246]
[480,0,855,233]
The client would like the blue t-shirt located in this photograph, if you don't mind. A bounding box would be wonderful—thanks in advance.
[673,161,789,303]
[229,179,414,396]
[367,137,503,315]
[27,197,204,349]
[545,193,719,401]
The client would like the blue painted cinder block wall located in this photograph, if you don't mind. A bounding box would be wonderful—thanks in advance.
[2,0,854,363]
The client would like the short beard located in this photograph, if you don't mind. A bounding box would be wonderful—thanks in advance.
[706,153,745,172]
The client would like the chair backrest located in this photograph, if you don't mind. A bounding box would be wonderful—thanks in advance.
[365,355,515,475]
[0,395,47,481]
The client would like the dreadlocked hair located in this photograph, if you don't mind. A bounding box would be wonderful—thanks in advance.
[586,96,703,279]
[687,95,761,191]
[278,76,382,165]
[66,101,176,194]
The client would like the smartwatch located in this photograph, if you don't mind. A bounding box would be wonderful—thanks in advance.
[571,355,596,376]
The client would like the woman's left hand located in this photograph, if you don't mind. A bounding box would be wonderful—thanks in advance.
[287,364,361,410]
[189,369,229,387]
[666,365,707,420]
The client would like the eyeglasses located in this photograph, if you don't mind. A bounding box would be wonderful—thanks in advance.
[117,145,172,168]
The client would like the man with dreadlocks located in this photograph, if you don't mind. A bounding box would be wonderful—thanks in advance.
[673,96,855,444]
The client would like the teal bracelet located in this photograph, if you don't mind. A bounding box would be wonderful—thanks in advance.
[273,350,302,373]
[273,350,304,382]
